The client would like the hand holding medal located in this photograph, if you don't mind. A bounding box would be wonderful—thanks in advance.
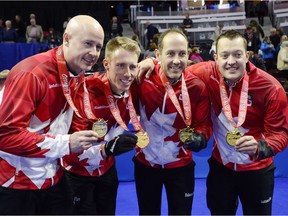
[226,129,242,146]
[184,131,207,152]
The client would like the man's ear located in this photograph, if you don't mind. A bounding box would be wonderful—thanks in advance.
[213,53,217,61]
[63,33,70,46]
[103,58,109,71]
[246,51,250,63]
[155,49,160,60]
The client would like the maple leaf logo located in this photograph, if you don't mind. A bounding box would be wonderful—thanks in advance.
[139,103,181,165]
[212,109,250,165]
[79,124,124,175]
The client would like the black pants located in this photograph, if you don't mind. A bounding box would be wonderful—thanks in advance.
[64,165,119,215]
[0,176,73,214]
[134,158,195,215]
[206,157,275,215]
[258,12,265,26]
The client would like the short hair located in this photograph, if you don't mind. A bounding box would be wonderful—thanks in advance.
[105,36,141,60]
[215,30,247,52]
[157,28,189,53]
[192,47,199,53]
[148,42,157,51]
[263,36,269,42]
[282,40,288,47]
[131,34,138,41]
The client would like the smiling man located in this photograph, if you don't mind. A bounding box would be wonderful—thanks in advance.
[0,15,103,214]
[191,30,288,215]
[138,29,288,215]
[61,36,141,215]
[134,28,212,215]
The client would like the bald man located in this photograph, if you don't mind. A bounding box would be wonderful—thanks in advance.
[0,15,104,214]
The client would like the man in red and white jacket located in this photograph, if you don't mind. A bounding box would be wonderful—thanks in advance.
[62,36,141,215]
[190,30,288,215]
[140,29,288,215]
[0,15,103,214]
[134,28,212,215]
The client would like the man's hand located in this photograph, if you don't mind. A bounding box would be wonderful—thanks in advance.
[69,130,99,153]
[184,132,207,152]
[136,58,155,84]
[235,135,258,156]
[104,134,138,156]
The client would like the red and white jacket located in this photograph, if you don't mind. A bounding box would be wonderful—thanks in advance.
[62,73,135,177]
[134,65,212,168]
[0,47,77,190]
[191,61,288,171]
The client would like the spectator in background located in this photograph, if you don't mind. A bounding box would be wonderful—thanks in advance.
[260,36,276,71]
[256,0,268,26]
[145,21,159,49]
[245,1,255,17]
[132,34,145,60]
[26,18,43,43]
[249,19,264,39]
[249,51,267,71]
[211,23,224,42]
[228,0,239,8]
[29,13,36,20]
[179,25,190,42]
[269,28,281,55]
[280,34,288,45]
[13,15,26,42]
[277,40,288,73]
[152,33,159,45]
[182,13,193,28]
[210,22,224,57]
[116,2,125,23]
[44,27,62,48]
[143,42,157,59]
[276,28,284,38]
[209,42,216,61]
[132,34,145,52]
[2,20,18,43]
[109,16,123,39]
[244,25,261,54]
[190,47,204,64]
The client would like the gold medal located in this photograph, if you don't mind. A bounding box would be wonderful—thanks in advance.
[136,131,149,148]
[92,119,108,138]
[226,129,242,146]
[179,127,194,142]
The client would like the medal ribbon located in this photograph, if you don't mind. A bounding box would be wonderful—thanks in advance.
[83,80,97,120]
[219,72,249,128]
[56,46,84,118]
[100,74,143,131]
[159,69,192,127]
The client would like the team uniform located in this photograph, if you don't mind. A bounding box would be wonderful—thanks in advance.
[190,61,288,215]
[134,64,212,215]
[0,46,78,214]
[62,73,137,214]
